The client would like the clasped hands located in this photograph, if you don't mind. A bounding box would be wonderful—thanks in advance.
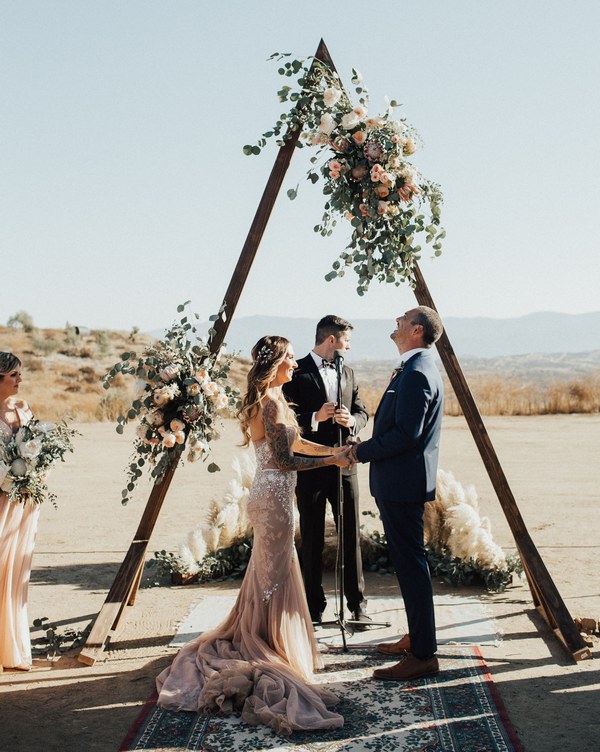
[332,437,361,468]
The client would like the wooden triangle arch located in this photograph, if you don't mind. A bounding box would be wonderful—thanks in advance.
[79,39,591,665]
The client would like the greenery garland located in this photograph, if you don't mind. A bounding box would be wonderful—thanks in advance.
[150,530,522,593]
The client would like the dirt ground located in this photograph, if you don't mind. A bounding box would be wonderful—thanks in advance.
[1,415,599,751]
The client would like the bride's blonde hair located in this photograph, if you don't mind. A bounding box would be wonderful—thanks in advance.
[239,335,299,446]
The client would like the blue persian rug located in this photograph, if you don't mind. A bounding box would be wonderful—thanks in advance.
[121,647,522,751]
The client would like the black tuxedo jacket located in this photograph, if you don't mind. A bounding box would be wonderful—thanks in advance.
[282,354,369,490]
[356,350,443,504]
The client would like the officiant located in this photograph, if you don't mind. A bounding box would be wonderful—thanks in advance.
[282,315,369,626]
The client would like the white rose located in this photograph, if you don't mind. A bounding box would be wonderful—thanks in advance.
[18,439,43,461]
[36,422,55,434]
[318,113,336,135]
[341,112,360,130]
[323,87,341,107]
[10,458,28,476]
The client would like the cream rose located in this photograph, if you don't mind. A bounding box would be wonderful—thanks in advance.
[18,439,42,461]
[174,431,186,445]
[162,433,176,449]
[187,382,200,397]
[10,458,28,476]
[170,419,186,432]
[374,184,390,198]
[318,113,336,135]
[341,111,360,130]
[323,87,341,107]
[352,130,366,145]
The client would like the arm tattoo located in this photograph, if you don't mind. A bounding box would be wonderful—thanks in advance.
[263,400,331,472]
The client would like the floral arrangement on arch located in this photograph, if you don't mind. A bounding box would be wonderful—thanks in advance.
[244,53,445,295]
[0,418,78,506]
[104,303,241,505]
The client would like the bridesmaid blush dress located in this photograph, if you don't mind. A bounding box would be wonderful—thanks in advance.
[0,404,40,671]
[156,432,344,736]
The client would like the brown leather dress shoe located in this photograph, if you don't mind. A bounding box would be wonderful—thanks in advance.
[373,654,439,681]
[376,633,411,656]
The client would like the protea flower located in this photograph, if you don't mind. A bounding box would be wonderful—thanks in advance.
[363,140,385,163]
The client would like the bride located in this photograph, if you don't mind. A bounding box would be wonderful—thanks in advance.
[156,336,349,734]
[0,352,38,672]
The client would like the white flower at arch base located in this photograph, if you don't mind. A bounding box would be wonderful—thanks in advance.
[244,53,446,294]
[104,302,241,505]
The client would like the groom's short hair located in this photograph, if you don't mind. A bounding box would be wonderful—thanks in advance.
[411,306,443,346]
[315,315,353,345]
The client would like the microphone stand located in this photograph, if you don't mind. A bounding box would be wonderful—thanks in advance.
[319,351,390,648]
[319,352,350,649]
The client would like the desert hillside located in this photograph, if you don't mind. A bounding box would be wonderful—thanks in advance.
[1,324,599,421]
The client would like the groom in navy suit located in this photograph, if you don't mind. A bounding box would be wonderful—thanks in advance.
[348,306,444,680]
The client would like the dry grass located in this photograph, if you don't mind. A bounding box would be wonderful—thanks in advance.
[2,326,599,420]
[358,372,600,417]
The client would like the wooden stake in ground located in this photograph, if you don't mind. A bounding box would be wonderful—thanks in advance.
[79,39,590,665]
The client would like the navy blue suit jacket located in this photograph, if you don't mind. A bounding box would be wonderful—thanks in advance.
[356,350,443,504]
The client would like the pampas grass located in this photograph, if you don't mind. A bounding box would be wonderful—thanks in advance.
[172,447,520,590]
[177,449,256,572]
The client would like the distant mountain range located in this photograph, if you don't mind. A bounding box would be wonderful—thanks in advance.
[194,311,600,361]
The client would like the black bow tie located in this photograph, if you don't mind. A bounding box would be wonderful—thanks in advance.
[321,359,336,369]
[390,363,405,381]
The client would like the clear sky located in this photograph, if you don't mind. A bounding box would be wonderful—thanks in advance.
[2,1,599,333]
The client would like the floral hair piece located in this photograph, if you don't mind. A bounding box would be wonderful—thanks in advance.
[255,345,273,366]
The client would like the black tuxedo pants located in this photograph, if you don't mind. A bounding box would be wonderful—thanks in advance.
[296,473,366,618]
[376,499,437,659]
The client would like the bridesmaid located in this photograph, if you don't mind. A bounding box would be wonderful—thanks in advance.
[0,352,39,671]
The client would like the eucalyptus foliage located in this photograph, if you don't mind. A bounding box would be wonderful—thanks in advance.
[104,303,240,504]
[245,53,445,295]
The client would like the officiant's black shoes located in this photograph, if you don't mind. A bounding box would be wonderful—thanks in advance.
[310,611,323,625]
[373,654,439,681]
[350,609,372,631]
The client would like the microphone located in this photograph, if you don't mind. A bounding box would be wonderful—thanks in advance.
[332,350,344,424]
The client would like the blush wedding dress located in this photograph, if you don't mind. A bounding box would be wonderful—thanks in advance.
[156,432,343,735]
[0,404,40,671]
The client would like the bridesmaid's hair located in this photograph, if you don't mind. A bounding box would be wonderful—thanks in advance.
[239,336,299,446]
[0,352,21,378]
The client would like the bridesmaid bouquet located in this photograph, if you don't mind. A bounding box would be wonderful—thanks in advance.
[104,303,240,504]
[0,418,78,506]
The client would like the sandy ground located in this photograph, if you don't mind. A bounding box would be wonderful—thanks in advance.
[1,415,599,751]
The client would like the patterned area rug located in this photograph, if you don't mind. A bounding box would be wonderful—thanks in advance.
[121,647,522,751]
